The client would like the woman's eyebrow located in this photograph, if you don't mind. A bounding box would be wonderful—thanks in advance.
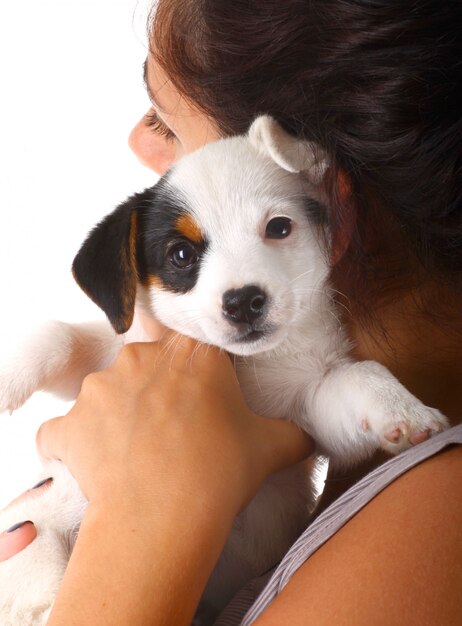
[142,59,166,112]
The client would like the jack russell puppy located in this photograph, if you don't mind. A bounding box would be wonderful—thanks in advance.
[0,116,447,625]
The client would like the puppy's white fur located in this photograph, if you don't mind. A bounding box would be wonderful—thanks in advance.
[0,116,447,624]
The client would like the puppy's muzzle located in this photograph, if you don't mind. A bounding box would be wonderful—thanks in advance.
[222,285,268,332]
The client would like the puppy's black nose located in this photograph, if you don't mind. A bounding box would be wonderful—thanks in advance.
[222,285,267,325]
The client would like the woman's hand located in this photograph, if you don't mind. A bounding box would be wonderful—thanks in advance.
[0,333,311,575]
[26,332,311,625]
[36,332,312,521]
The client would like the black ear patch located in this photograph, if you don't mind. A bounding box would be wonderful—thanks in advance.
[73,178,207,333]
[72,188,154,334]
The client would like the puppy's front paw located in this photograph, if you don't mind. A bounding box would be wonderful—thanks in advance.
[0,367,37,414]
[0,320,79,414]
[358,363,449,453]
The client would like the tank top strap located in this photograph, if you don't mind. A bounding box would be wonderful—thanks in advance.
[214,424,462,626]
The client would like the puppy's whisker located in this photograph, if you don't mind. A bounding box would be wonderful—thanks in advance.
[288,269,315,285]
[160,332,185,367]
[328,288,352,316]
[252,358,263,395]
[293,288,350,322]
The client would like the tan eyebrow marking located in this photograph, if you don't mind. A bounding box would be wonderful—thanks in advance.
[175,214,203,243]
[144,274,163,288]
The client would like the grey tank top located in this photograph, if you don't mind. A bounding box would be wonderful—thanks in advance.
[214,423,462,626]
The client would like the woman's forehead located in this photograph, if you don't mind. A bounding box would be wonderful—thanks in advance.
[143,56,176,114]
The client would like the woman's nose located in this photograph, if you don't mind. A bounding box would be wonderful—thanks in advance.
[128,112,176,175]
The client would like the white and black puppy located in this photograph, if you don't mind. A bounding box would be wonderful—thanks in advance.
[0,116,447,625]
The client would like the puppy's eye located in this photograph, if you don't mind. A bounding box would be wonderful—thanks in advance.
[169,242,198,269]
[265,217,292,239]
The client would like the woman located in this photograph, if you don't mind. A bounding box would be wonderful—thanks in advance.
[1,0,461,623]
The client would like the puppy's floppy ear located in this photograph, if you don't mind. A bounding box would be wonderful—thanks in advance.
[248,115,328,183]
[72,188,152,334]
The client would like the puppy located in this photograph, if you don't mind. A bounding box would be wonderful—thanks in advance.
[0,116,447,625]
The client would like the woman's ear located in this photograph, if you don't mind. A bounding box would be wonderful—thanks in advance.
[248,115,328,183]
[72,188,153,334]
[329,170,357,266]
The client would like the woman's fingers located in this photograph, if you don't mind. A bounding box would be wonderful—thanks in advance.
[0,479,53,562]
[0,521,36,561]
[36,415,67,462]
[0,477,53,562]
[4,477,54,511]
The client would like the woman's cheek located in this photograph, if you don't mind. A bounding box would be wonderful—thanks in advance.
[128,118,177,174]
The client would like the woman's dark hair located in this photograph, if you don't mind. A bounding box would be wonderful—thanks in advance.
[150,0,462,321]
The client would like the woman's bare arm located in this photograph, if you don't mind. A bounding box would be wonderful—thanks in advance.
[254,445,462,625]
[47,495,234,625]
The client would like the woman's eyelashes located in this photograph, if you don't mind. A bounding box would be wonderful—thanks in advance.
[145,109,176,141]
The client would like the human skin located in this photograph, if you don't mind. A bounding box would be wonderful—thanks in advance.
[1,53,462,624]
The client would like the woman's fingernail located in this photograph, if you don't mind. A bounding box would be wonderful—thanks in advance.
[6,521,32,533]
[32,477,53,490]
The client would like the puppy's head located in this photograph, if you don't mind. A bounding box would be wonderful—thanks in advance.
[72,116,329,355]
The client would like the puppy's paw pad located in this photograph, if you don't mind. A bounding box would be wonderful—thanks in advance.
[379,408,447,454]
[384,425,406,444]
[408,429,433,445]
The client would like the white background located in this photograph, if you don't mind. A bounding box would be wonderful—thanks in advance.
[0,0,157,506]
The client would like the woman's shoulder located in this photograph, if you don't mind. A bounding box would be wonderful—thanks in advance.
[254,444,462,625]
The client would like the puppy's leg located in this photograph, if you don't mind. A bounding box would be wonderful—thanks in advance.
[304,359,448,465]
[0,320,123,413]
